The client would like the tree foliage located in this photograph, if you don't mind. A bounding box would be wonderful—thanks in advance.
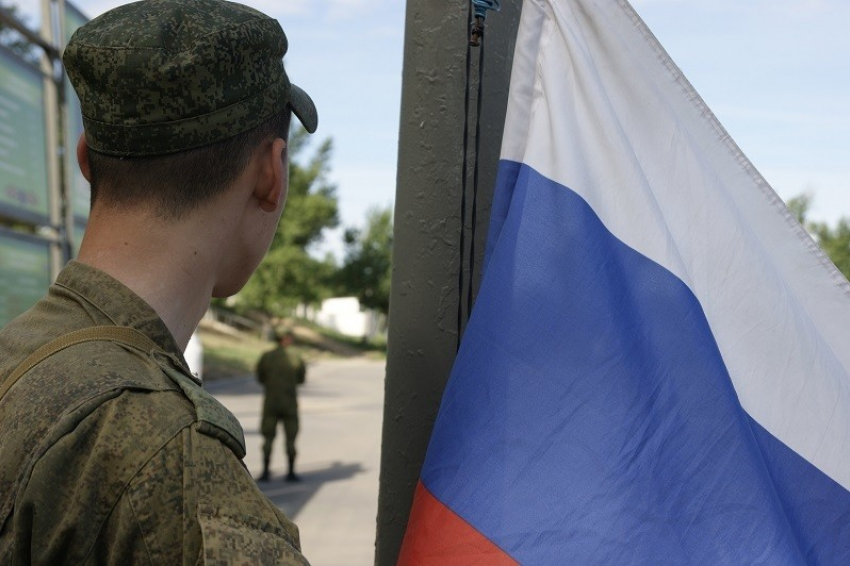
[810,220,850,280]
[236,127,339,317]
[787,193,850,281]
[336,206,393,315]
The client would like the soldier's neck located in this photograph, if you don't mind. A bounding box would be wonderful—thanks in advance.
[76,206,221,350]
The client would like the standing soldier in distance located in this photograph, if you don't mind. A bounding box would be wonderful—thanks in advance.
[258,331,307,482]
[0,0,316,562]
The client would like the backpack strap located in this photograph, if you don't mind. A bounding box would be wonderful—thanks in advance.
[0,325,246,458]
[0,326,158,402]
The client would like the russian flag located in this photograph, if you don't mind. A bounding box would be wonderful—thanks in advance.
[399,0,850,563]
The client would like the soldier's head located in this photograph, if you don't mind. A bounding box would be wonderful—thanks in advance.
[277,331,295,347]
[63,0,317,221]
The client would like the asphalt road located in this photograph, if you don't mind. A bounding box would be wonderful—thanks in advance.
[206,358,386,565]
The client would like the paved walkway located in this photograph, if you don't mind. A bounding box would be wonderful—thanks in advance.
[206,358,385,565]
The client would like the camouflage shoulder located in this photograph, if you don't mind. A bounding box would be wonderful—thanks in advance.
[38,341,245,458]
[160,366,246,459]
[9,339,181,415]
[197,509,310,565]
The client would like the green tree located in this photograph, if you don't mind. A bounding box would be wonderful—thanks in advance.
[810,219,850,280]
[337,206,393,315]
[786,193,812,226]
[787,193,850,281]
[236,127,339,317]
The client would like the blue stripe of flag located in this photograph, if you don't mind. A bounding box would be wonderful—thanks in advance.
[421,161,850,564]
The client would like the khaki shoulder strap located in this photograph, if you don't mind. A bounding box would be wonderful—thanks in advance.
[0,326,158,402]
[0,325,247,458]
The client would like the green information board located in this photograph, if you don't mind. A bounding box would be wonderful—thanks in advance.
[0,230,51,327]
[65,2,90,222]
[0,49,49,223]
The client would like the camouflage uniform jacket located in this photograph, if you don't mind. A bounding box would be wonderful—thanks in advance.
[257,347,306,416]
[0,261,308,565]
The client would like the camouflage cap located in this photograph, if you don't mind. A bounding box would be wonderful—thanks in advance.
[63,0,317,157]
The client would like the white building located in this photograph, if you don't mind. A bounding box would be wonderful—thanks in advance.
[314,297,382,339]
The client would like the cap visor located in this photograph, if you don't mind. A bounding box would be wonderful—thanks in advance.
[289,84,318,134]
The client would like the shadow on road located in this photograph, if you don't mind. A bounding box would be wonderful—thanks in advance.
[255,460,365,520]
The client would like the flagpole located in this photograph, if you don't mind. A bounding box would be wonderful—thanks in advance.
[376,1,521,563]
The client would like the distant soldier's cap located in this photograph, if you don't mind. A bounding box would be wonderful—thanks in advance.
[63,0,317,157]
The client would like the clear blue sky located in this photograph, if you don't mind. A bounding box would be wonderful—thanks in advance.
[23,0,850,254]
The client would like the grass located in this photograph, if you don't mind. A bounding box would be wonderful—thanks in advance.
[296,319,388,355]
[198,324,270,381]
[198,319,387,381]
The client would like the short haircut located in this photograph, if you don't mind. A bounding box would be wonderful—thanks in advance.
[87,109,292,220]
[275,330,295,342]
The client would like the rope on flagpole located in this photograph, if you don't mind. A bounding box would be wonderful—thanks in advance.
[470,0,501,46]
[467,38,485,327]
[457,0,500,352]
[457,2,474,351]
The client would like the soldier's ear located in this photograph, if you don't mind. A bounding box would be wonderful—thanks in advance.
[254,137,288,213]
[77,134,92,182]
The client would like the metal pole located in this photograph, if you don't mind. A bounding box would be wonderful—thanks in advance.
[0,8,59,57]
[375,2,521,563]
[56,0,77,260]
[41,0,63,279]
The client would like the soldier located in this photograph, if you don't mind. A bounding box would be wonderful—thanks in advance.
[257,331,307,482]
[0,0,316,563]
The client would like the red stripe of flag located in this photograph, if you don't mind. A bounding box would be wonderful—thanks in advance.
[398,481,517,565]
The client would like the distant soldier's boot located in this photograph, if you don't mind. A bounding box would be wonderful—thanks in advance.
[259,455,271,482]
[286,454,300,482]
